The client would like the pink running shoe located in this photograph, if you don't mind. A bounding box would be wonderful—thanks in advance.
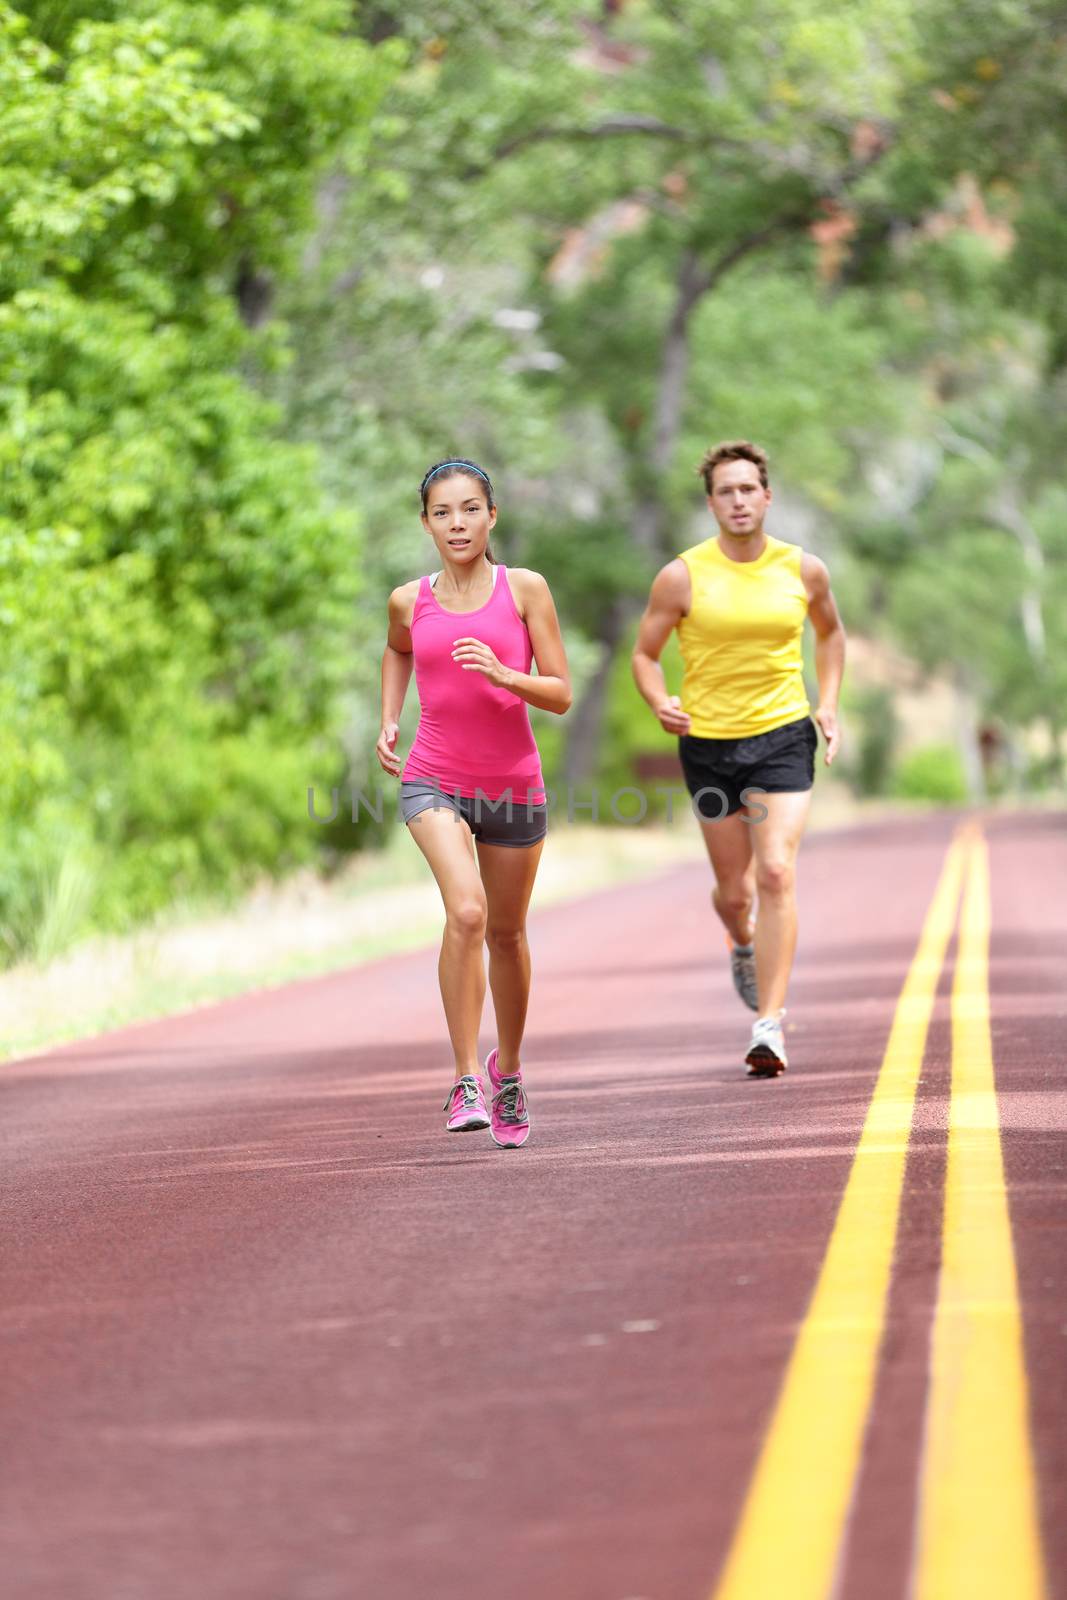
[443,1074,490,1132]
[485,1050,531,1149]
[485,1046,512,1095]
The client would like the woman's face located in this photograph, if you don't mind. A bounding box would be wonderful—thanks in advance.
[421,473,497,563]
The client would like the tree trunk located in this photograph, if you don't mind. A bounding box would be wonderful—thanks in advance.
[235,255,274,328]
[563,249,712,782]
[562,595,633,788]
[561,209,825,785]
[992,485,1047,670]
[954,671,987,804]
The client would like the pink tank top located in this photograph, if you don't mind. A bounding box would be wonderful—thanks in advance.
[402,565,546,803]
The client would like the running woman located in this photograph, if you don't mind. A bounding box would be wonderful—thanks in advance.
[631,440,845,1077]
[376,459,571,1144]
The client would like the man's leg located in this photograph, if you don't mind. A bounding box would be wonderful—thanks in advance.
[697,809,757,946]
[747,790,812,1016]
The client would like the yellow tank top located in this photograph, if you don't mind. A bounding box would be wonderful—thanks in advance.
[677,534,810,738]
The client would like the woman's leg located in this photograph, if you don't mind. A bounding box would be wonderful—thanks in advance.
[407,807,488,1078]
[748,789,812,1016]
[476,838,545,1074]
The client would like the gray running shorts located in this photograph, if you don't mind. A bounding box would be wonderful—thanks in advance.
[399,782,547,848]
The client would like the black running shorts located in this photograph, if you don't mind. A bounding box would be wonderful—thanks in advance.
[678,715,818,820]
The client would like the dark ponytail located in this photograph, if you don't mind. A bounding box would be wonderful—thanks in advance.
[419,458,497,563]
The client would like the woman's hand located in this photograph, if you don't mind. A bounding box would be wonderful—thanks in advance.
[451,637,514,690]
[376,721,402,776]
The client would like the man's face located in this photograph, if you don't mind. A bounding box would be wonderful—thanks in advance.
[707,458,771,538]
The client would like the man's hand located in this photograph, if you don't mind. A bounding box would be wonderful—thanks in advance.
[814,704,840,765]
[657,695,691,736]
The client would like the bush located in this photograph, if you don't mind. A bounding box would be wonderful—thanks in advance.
[892,744,969,804]
[846,685,899,797]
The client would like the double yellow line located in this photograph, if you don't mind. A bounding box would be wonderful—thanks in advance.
[710,826,1046,1600]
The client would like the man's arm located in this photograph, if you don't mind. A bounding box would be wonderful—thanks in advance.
[631,559,692,736]
[801,552,845,766]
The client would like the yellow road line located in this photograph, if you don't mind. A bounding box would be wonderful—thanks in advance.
[915,831,1047,1599]
[711,836,966,1600]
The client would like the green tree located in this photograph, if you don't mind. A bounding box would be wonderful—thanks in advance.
[0,3,400,953]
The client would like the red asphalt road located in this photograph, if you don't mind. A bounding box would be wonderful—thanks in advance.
[2,811,1065,1600]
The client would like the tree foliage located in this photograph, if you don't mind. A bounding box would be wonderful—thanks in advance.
[3,0,1066,959]
[0,2,399,954]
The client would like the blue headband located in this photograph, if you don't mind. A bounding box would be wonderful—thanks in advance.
[422,461,492,492]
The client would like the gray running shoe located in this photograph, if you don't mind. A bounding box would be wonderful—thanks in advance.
[746,1011,788,1077]
[729,940,759,1012]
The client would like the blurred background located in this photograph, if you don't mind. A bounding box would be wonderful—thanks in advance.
[2,0,1065,991]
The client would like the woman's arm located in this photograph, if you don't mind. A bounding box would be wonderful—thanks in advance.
[450,569,572,714]
[376,584,417,776]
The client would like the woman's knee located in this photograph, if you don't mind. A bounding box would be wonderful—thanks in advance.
[486,922,526,958]
[446,896,488,941]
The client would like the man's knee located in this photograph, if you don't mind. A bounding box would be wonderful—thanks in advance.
[755,858,795,900]
[714,882,754,920]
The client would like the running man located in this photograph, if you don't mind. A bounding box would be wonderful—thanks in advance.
[632,440,845,1076]
[376,458,571,1144]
